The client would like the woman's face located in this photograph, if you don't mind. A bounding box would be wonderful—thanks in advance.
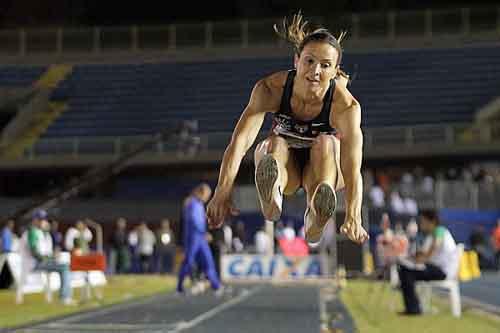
[295,41,339,93]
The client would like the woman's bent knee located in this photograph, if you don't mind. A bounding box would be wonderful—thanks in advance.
[311,134,334,155]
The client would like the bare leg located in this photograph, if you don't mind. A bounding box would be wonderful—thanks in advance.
[254,136,301,220]
[302,135,340,246]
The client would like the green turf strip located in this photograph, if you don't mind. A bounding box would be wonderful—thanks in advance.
[340,279,500,333]
[0,275,176,329]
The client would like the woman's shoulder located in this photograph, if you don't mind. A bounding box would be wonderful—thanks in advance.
[249,71,289,110]
[332,80,360,112]
[259,70,290,93]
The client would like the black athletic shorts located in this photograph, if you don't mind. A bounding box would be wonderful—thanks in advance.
[291,148,310,174]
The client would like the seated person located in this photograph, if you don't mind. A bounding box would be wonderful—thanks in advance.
[22,209,74,305]
[397,210,458,315]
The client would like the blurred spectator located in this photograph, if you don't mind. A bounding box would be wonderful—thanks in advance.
[177,183,222,295]
[232,220,246,253]
[492,219,500,270]
[177,120,201,157]
[368,183,385,208]
[278,225,309,257]
[462,168,473,182]
[376,170,391,193]
[22,210,74,305]
[1,220,15,253]
[275,220,285,239]
[400,171,414,196]
[65,220,92,254]
[446,168,459,181]
[398,210,457,315]
[209,227,225,276]
[72,238,85,256]
[50,220,63,251]
[222,223,233,253]
[128,225,140,272]
[401,193,418,217]
[390,191,405,215]
[406,218,419,257]
[109,218,130,274]
[393,223,409,257]
[376,213,395,274]
[137,222,156,273]
[420,174,434,195]
[156,219,176,274]
[470,226,495,270]
[255,225,271,254]
[282,223,296,241]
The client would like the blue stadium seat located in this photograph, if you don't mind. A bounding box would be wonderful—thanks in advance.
[3,46,500,140]
[0,66,46,87]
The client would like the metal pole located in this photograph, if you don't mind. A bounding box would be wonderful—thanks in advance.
[168,24,176,50]
[205,22,213,49]
[93,27,101,53]
[425,9,433,38]
[131,25,138,52]
[388,12,396,40]
[461,8,470,36]
[352,14,360,40]
[19,29,26,56]
[241,20,249,48]
[56,28,63,54]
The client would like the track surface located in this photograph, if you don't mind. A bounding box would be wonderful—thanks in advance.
[11,273,499,333]
[460,272,500,311]
[13,284,324,333]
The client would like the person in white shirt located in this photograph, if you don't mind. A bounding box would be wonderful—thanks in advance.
[21,210,74,304]
[64,220,93,253]
[255,226,271,255]
[222,224,233,253]
[402,196,418,217]
[398,210,457,315]
[137,222,156,273]
[369,185,385,209]
[390,191,405,215]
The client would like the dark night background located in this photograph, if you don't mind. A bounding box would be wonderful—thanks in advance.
[0,0,499,28]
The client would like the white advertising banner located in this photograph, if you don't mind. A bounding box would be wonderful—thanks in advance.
[221,255,329,281]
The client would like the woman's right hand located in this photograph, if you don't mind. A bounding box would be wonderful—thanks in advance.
[206,190,239,229]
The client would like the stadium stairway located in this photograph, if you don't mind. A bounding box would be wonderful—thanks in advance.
[0,64,73,158]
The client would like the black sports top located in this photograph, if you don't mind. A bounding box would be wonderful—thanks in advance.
[271,70,337,148]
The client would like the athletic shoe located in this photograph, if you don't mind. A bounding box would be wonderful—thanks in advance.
[255,155,283,221]
[304,182,336,246]
[214,285,226,298]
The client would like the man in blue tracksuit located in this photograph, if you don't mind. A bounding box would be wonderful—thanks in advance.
[176,183,221,294]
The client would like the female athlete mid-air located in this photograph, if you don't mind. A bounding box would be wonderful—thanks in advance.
[206,13,368,245]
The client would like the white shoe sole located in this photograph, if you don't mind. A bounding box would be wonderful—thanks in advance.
[305,183,337,246]
[255,155,282,221]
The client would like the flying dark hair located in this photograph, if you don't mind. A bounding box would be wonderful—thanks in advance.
[274,12,347,68]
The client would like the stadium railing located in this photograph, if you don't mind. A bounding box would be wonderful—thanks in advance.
[24,122,500,158]
[0,7,499,56]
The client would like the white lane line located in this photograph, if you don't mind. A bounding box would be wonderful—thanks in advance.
[172,287,263,332]
[42,323,183,330]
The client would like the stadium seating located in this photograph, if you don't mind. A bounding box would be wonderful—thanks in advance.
[0,66,46,87]
[47,46,500,138]
[2,46,500,140]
